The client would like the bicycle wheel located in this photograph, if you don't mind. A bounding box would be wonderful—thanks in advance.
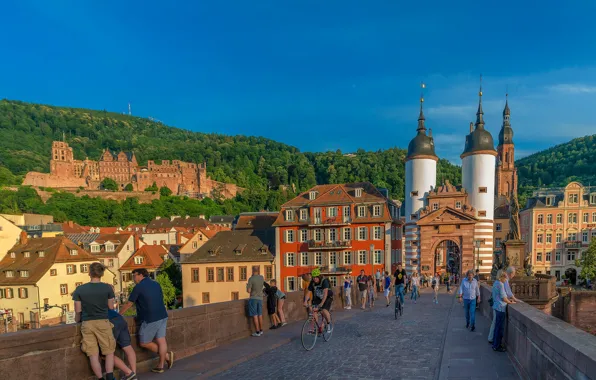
[394,299,398,319]
[398,300,403,316]
[301,318,318,351]
[322,315,333,342]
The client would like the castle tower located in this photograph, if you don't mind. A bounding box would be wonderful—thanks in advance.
[461,81,497,274]
[404,85,437,272]
[50,141,75,177]
[495,94,518,199]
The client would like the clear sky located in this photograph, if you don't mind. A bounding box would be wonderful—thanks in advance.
[2,0,596,162]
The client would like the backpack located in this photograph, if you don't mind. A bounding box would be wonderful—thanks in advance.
[431,278,437,286]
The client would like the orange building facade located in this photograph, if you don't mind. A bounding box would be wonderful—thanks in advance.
[23,141,242,199]
[273,183,402,292]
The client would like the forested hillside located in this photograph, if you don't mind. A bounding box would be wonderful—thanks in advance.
[0,99,460,199]
[517,135,596,189]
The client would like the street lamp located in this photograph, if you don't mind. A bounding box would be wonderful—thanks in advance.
[370,243,375,275]
[474,240,481,272]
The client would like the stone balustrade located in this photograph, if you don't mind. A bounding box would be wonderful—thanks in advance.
[478,282,596,379]
[0,287,350,379]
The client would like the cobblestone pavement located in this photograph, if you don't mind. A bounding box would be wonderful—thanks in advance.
[214,288,454,380]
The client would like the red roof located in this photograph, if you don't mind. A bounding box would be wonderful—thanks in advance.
[60,221,90,234]
[119,245,169,271]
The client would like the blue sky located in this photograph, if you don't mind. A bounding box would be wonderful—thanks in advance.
[2,1,596,162]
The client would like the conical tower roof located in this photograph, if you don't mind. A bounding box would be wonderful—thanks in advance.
[461,79,497,158]
[407,84,438,161]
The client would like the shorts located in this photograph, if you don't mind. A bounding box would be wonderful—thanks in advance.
[111,317,131,348]
[314,297,333,311]
[360,289,367,299]
[384,288,390,297]
[248,299,263,317]
[81,319,116,357]
[139,317,168,344]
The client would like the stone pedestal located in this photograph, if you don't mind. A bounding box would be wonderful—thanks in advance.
[503,239,527,275]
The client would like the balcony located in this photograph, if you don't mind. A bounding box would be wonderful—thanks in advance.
[564,241,582,249]
[319,265,353,275]
[309,216,352,226]
[307,239,352,250]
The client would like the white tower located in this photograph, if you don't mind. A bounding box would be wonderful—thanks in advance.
[404,88,437,273]
[461,83,497,274]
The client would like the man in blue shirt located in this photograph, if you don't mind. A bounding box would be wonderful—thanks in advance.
[120,268,174,374]
[458,269,480,331]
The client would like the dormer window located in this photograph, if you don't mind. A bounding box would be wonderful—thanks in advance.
[309,191,317,200]
[24,251,30,258]
[355,188,363,197]
[590,193,596,205]
[285,210,294,221]
[5,270,14,278]
[300,209,308,220]
[70,249,78,256]
[134,256,144,265]
[10,252,15,259]
[38,251,45,257]
[546,196,554,206]
[568,194,578,204]
[20,270,29,278]
[373,205,382,217]
[91,244,100,253]
[105,243,114,252]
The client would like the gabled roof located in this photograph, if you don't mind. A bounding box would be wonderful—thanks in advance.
[183,230,274,264]
[89,233,134,258]
[0,237,97,285]
[119,245,169,271]
[60,221,90,234]
[416,207,478,226]
[209,215,235,224]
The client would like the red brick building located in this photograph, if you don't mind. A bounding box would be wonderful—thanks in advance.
[273,182,402,292]
[23,140,242,199]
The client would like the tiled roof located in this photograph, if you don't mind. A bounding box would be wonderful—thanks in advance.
[0,237,97,285]
[235,212,278,230]
[90,233,134,258]
[273,182,392,227]
[146,216,208,231]
[66,233,101,246]
[183,230,274,264]
[209,215,235,224]
[60,221,90,234]
[119,245,169,271]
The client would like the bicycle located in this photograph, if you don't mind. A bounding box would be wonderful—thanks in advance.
[394,291,403,319]
[301,305,333,351]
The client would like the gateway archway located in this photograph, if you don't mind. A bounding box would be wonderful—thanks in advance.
[433,239,461,277]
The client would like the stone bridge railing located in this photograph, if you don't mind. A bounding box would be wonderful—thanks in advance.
[478,282,596,379]
[486,274,558,311]
[0,287,353,379]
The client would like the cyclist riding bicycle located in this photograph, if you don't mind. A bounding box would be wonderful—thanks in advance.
[303,268,333,333]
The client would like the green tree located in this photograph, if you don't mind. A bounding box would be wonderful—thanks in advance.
[576,239,596,283]
[156,273,177,307]
[101,178,118,191]
[159,186,173,197]
[161,259,182,291]
[124,183,133,192]
[144,182,158,192]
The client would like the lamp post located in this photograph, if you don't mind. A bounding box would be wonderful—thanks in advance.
[474,240,481,272]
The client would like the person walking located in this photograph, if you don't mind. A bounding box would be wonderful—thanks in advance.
[119,268,173,373]
[246,267,265,336]
[343,276,353,309]
[445,272,451,293]
[393,263,407,308]
[375,269,382,294]
[410,272,420,304]
[488,266,519,344]
[73,262,117,380]
[356,270,368,310]
[458,269,481,331]
[367,275,376,308]
[491,270,515,352]
[432,272,440,304]
[383,271,392,307]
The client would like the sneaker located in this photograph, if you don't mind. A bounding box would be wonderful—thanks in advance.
[166,351,174,369]
[282,322,287,326]
[326,324,333,333]
[151,368,165,374]
[270,325,277,329]
[488,340,493,344]
[251,332,260,337]
[259,330,263,336]
[121,372,137,380]
[470,326,475,332]
[346,306,351,310]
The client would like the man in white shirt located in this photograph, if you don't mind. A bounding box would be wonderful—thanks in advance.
[458,269,481,332]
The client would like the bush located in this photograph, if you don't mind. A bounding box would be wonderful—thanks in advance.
[159,186,172,197]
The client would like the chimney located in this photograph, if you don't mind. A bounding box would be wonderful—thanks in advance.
[185,215,190,219]
[155,216,161,220]
[68,220,74,227]
[199,215,205,219]
[19,230,28,245]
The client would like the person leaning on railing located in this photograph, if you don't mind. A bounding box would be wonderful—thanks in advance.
[490,270,516,353]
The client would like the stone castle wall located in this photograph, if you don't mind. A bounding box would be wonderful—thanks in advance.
[22,141,243,199]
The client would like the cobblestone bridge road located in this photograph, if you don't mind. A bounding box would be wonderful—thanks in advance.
[215,289,452,380]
